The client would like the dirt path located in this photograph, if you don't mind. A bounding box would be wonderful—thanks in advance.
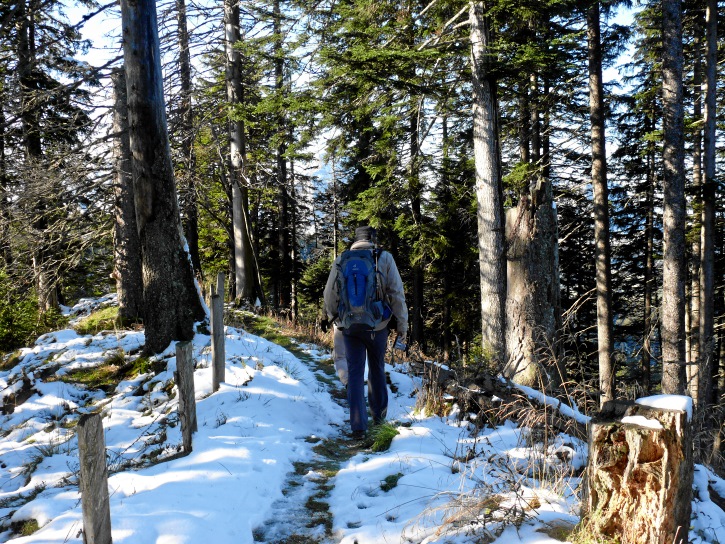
[227,312,366,544]
[250,342,367,544]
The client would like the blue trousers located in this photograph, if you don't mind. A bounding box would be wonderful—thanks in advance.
[343,328,389,432]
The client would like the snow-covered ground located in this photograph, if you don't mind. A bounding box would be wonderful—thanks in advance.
[0,296,722,543]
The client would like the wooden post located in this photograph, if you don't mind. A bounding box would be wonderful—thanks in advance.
[581,397,693,544]
[211,272,225,391]
[175,341,197,452]
[77,412,112,544]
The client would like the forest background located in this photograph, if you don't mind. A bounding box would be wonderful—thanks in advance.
[0,0,723,461]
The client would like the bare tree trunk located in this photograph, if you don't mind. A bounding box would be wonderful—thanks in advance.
[587,3,614,406]
[504,177,559,386]
[120,0,206,354]
[0,88,11,267]
[274,0,290,311]
[660,0,687,395]
[224,0,259,305]
[470,2,506,366]
[410,98,425,347]
[642,139,656,394]
[17,0,57,312]
[112,69,143,321]
[290,158,298,320]
[176,0,201,276]
[688,17,703,403]
[699,0,717,410]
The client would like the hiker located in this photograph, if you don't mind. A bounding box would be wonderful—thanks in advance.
[323,226,408,438]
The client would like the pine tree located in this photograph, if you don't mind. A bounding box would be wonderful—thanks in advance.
[660,0,687,395]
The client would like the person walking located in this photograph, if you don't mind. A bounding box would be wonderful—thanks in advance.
[323,226,408,439]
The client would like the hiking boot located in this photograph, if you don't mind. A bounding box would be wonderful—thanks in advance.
[351,430,366,440]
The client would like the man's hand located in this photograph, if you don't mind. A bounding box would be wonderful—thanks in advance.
[320,318,330,333]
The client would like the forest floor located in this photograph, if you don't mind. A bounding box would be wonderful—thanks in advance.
[0,296,723,543]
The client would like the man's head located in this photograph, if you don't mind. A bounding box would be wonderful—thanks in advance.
[354,226,377,246]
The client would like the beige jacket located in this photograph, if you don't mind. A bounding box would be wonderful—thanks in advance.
[323,241,408,334]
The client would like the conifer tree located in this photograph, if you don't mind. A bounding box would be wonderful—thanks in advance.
[660,0,687,395]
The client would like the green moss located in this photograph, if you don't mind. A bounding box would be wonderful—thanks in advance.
[370,422,399,452]
[381,472,404,492]
[61,364,119,391]
[0,351,23,371]
[17,519,40,536]
[73,306,122,335]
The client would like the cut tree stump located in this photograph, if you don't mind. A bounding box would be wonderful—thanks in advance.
[581,397,693,544]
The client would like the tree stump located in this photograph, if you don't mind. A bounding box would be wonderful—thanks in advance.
[581,396,693,544]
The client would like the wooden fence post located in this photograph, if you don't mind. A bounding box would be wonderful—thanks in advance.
[581,396,693,544]
[175,340,197,452]
[77,412,112,544]
[211,272,225,391]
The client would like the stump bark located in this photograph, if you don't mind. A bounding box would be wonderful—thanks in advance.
[582,401,693,544]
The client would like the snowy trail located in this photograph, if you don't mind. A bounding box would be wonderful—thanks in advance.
[2,298,724,543]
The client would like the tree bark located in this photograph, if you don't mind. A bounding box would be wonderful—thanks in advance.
[582,402,693,544]
[17,0,57,312]
[504,180,559,387]
[0,87,11,267]
[470,2,506,366]
[687,16,703,404]
[699,0,717,411]
[587,3,614,406]
[120,0,206,354]
[642,137,656,394]
[660,0,687,395]
[176,0,201,276]
[224,0,259,306]
[410,97,424,347]
[111,69,143,321]
[274,0,291,312]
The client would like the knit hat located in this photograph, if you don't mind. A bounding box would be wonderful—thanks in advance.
[354,226,377,245]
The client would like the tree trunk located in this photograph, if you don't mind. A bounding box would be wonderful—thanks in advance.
[17,0,57,312]
[470,2,506,366]
[504,180,559,387]
[224,0,259,305]
[176,0,201,276]
[688,17,703,404]
[582,401,693,544]
[410,97,424,347]
[111,69,143,321]
[290,158,298,320]
[660,0,687,395]
[0,88,11,267]
[642,139,656,394]
[587,3,614,406]
[274,0,291,312]
[699,0,717,411]
[120,0,206,354]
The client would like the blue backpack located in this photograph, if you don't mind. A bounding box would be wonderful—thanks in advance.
[336,249,387,331]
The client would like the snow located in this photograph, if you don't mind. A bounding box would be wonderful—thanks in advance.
[0,296,722,543]
[635,394,694,421]
[620,415,664,430]
[512,384,591,426]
